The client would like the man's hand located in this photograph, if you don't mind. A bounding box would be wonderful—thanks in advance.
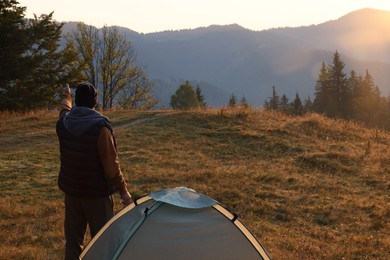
[64,83,71,94]
[120,191,132,206]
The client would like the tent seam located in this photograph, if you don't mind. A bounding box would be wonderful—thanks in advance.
[112,201,163,260]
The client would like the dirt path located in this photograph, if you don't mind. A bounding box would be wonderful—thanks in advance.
[117,113,168,129]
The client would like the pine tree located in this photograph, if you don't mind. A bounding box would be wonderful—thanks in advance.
[303,96,313,113]
[239,96,249,108]
[196,85,206,108]
[314,51,351,119]
[313,62,329,114]
[279,94,290,114]
[353,69,387,127]
[348,70,361,98]
[0,1,78,110]
[263,99,270,110]
[229,93,237,107]
[268,86,279,110]
[328,51,350,119]
[313,52,390,128]
[0,0,27,89]
[24,13,78,108]
[292,92,304,115]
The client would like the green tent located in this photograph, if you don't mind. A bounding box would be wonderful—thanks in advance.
[81,187,270,260]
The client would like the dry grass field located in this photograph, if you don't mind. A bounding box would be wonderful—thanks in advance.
[0,108,389,259]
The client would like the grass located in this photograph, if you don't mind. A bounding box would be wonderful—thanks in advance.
[0,108,389,259]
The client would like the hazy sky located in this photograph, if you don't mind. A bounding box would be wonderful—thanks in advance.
[20,0,390,33]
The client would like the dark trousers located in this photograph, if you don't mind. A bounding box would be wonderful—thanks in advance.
[64,194,114,260]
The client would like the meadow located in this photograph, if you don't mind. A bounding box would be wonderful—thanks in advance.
[0,108,389,259]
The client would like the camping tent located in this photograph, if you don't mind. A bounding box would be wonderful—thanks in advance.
[80,187,270,260]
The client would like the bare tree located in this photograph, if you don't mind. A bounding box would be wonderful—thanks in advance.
[66,23,99,87]
[66,23,155,110]
[118,67,157,110]
[100,26,138,109]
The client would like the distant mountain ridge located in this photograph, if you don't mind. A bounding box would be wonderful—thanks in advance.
[270,8,390,63]
[61,8,390,107]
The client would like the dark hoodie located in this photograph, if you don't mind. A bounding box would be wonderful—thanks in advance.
[63,107,113,137]
[56,106,116,198]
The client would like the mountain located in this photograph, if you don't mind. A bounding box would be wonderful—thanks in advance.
[61,9,390,107]
[270,8,390,63]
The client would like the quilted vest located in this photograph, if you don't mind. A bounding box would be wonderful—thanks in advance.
[56,115,116,198]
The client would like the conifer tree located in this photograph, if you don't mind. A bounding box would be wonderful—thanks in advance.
[228,93,237,107]
[239,96,249,108]
[0,1,79,110]
[292,92,304,115]
[196,85,206,108]
[303,96,313,113]
[313,62,329,114]
[329,51,351,119]
[269,86,279,110]
[263,99,270,110]
[279,94,290,114]
[0,0,27,89]
[348,70,361,98]
[353,70,387,127]
[314,51,351,119]
[314,52,390,129]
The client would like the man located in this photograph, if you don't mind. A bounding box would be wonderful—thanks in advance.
[56,83,132,259]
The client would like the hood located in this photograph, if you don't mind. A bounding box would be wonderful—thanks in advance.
[63,107,111,137]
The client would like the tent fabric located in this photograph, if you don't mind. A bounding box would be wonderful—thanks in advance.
[80,187,270,260]
[149,186,218,209]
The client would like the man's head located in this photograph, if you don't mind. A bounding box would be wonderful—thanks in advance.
[75,83,98,108]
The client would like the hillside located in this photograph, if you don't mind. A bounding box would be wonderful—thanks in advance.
[0,109,389,259]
